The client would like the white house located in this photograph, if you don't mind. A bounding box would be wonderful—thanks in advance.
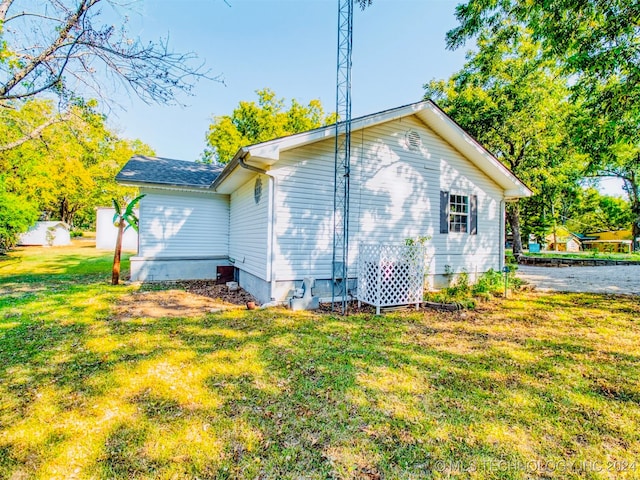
[19,221,71,246]
[116,101,531,304]
[95,207,139,251]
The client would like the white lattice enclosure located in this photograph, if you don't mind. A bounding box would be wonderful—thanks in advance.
[357,243,427,314]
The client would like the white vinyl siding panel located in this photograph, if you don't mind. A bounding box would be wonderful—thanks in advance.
[138,188,229,258]
[271,141,336,280]
[271,116,504,280]
[229,175,270,280]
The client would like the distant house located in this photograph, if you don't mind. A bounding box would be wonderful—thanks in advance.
[19,221,71,246]
[544,227,633,253]
[116,101,532,304]
[582,230,633,253]
[95,207,139,251]
[544,226,586,252]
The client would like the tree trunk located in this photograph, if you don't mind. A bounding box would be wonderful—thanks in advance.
[551,203,558,252]
[506,203,524,255]
[624,175,640,252]
[112,219,124,285]
[59,197,71,225]
[632,201,640,252]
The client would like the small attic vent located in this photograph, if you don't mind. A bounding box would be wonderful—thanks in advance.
[406,130,422,151]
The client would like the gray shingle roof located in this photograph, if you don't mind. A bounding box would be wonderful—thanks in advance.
[116,155,223,188]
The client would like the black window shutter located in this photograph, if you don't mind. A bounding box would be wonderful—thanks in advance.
[440,191,449,234]
[470,194,478,235]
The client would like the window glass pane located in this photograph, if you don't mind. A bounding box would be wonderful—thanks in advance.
[449,195,468,233]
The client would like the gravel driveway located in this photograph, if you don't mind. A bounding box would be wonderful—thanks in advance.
[516,265,640,295]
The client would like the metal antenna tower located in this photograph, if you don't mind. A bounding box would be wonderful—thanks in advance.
[331,0,353,314]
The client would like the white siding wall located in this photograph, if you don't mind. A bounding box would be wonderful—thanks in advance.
[271,117,504,282]
[229,174,270,280]
[138,187,228,258]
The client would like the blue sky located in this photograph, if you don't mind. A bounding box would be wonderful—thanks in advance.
[110,0,468,161]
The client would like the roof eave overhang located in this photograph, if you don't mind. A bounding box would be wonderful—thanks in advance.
[414,103,532,199]
[212,149,248,194]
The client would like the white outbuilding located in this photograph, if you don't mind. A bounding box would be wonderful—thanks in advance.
[19,221,71,246]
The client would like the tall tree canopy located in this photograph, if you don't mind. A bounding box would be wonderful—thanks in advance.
[0,0,213,151]
[203,88,336,164]
[447,0,639,99]
[0,99,152,241]
[425,29,581,253]
[564,188,634,234]
[447,0,640,246]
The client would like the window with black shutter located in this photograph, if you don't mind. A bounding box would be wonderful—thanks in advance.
[440,191,478,235]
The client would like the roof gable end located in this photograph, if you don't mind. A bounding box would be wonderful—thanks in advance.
[214,100,532,199]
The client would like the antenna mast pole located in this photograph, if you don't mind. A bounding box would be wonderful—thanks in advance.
[332,0,354,314]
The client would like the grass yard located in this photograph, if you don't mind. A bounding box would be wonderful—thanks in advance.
[1,245,639,479]
[523,251,640,261]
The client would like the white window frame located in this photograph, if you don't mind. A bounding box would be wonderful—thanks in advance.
[449,194,469,233]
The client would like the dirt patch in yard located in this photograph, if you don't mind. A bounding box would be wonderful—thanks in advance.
[114,281,257,319]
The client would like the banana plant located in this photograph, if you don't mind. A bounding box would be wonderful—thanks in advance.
[111,194,145,285]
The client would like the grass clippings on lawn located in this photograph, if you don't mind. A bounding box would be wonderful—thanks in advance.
[1,245,639,479]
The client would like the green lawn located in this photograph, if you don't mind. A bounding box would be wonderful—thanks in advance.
[1,246,639,479]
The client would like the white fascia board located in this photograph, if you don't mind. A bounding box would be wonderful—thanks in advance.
[505,189,532,200]
[243,127,333,167]
[122,182,219,195]
[212,163,256,194]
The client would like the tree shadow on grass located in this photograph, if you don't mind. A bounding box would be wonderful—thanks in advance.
[2,287,639,479]
[99,423,161,479]
[189,304,640,478]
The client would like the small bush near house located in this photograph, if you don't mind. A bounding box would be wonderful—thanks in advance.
[426,268,522,308]
[472,268,503,294]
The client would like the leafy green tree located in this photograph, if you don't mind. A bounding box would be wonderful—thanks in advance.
[574,92,640,247]
[446,0,640,247]
[0,188,38,253]
[203,88,336,164]
[111,194,144,285]
[424,29,581,254]
[0,99,152,234]
[447,0,638,103]
[565,188,634,233]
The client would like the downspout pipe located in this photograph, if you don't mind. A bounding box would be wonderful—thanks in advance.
[239,155,267,175]
[499,199,506,271]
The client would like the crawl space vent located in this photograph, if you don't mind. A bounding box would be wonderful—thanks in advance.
[406,130,422,152]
